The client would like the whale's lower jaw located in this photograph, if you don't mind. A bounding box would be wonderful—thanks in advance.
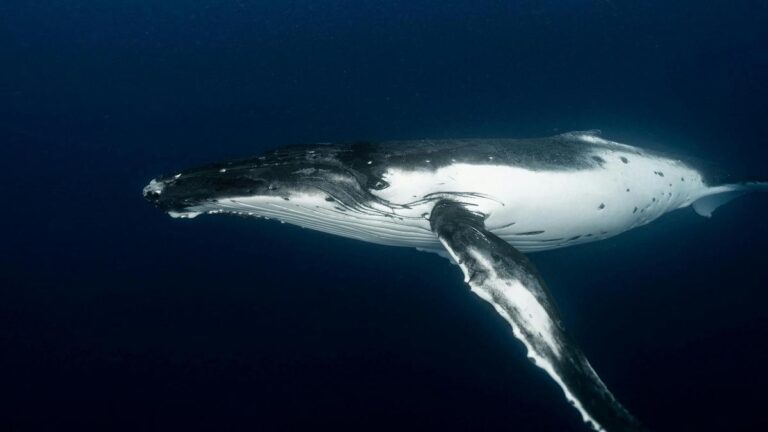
[174,194,445,250]
[162,192,648,254]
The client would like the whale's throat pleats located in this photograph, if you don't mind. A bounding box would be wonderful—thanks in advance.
[429,200,645,432]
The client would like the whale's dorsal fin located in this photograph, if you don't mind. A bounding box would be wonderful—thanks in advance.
[429,200,644,432]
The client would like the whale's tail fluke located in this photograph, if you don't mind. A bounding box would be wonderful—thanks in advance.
[693,181,768,217]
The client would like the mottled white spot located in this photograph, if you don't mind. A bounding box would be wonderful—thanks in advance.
[168,211,201,219]
[143,179,164,195]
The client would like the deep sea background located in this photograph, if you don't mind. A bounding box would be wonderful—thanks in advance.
[2,1,767,431]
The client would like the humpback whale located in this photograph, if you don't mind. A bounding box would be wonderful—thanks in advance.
[143,130,766,431]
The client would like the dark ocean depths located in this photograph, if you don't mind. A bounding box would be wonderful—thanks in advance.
[2,1,767,431]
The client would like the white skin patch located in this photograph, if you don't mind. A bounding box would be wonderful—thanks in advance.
[372,148,707,251]
[143,179,164,195]
[448,243,605,431]
[468,248,561,355]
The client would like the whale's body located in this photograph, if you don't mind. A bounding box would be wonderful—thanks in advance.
[144,131,766,432]
[146,131,742,252]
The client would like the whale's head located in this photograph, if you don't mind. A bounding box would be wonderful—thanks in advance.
[143,144,390,220]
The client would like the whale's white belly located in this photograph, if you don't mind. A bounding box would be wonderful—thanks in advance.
[373,146,708,252]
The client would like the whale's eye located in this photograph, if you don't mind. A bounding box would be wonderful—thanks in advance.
[371,179,389,190]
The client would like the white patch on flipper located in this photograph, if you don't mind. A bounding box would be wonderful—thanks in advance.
[467,249,560,356]
[450,245,606,432]
[438,238,463,269]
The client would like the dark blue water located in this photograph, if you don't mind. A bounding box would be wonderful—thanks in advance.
[2,1,767,431]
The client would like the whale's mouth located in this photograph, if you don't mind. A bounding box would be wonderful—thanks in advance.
[143,177,206,217]
[142,179,165,200]
[142,147,389,222]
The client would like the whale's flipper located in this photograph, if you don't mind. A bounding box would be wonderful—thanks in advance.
[430,200,644,432]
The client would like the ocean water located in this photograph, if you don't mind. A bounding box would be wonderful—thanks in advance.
[2,1,767,431]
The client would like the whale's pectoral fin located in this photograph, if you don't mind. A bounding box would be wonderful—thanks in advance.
[429,200,644,432]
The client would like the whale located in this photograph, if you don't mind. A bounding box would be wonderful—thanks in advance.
[144,130,766,431]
